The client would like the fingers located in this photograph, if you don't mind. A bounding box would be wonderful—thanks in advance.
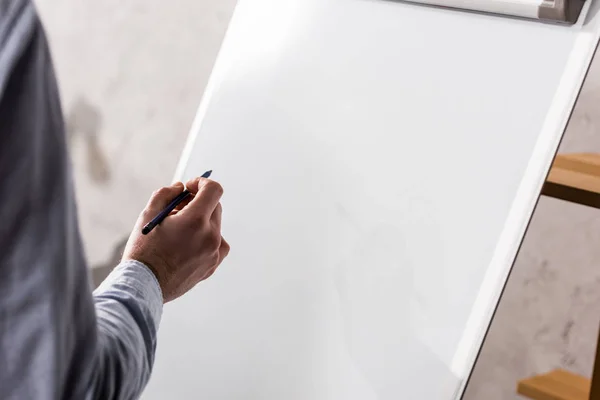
[181,177,223,220]
[173,194,193,212]
[144,182,185,215]
[184,176,218,194]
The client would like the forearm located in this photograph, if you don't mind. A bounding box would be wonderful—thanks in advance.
[91,261,163,399]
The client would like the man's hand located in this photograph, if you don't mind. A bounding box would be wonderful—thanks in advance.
[122,177,230,303]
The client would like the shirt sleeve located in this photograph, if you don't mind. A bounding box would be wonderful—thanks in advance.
[91,261,164,399]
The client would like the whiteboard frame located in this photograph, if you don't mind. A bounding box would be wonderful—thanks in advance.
[402,0,586,24]
[403,0,542,20]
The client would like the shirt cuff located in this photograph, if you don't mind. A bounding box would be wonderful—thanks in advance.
[93,260,164,328]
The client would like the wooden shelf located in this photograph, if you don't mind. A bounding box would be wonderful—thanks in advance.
[517,369,590,400]
[543,153,600,209]
[518,163,600,399]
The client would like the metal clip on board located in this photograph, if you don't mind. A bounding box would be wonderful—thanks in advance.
[403,0,586,24]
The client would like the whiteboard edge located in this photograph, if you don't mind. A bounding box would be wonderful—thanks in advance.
[452,8,600,399]
[172,2,242,183]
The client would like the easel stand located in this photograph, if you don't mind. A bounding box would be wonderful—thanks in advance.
[517,154,600,400]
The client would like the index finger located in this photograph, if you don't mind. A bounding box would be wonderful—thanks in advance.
[182,177,223,219]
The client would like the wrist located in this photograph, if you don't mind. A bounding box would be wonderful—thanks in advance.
[121,258,166,303]
[93,260,164,325]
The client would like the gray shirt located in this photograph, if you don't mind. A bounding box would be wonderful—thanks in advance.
[0,1,163,399]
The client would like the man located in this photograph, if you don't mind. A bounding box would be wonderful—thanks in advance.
[0,1,229,399]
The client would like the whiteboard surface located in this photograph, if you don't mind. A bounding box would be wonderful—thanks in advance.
[143,0,600,398]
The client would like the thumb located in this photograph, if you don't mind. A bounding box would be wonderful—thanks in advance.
[144,182,185,215]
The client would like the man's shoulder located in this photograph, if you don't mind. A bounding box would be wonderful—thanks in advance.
[0,0,37,98]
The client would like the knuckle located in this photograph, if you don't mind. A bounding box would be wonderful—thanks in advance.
[222,239,231,253]
[155,187,171,197]
[221,247,230,260]
[204,180,224,196]
[205,231,221,251]
[141,208,152,219]
[149,189,164,202]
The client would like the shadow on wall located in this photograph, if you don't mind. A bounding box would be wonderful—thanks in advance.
[66,97,111,184]
[65,96,121,287]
